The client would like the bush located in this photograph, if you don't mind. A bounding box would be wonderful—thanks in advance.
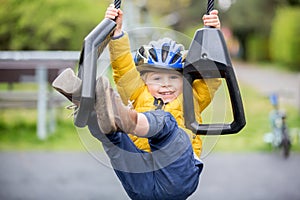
[247,35,270,62]
[270,7,300,70]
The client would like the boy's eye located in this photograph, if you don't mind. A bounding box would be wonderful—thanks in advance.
[170,75,179,79]
[152,76,161,81]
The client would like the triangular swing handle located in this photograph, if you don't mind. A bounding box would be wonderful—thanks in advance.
[183,0,246,135]
[74,0,121,127]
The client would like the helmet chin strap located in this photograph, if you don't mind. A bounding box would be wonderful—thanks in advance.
[153,97,167,110]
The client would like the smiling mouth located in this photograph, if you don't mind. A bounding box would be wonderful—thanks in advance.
[159,91,175,96]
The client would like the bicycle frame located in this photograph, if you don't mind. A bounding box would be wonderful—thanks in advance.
[268,94,291,158]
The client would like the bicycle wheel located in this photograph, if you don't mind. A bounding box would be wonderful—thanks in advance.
[281,129,291,159]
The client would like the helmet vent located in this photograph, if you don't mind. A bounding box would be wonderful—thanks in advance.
[139,46,146,57]
[162,45,170,62]
[149,48,158,62]
[170,52,181,64]
[135,46,146,65]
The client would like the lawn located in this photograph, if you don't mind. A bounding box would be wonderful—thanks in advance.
[0,83,299,153]
[0,106,85,151]
[210,84,300,153]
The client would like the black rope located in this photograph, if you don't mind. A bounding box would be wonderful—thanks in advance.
[207,0,214,15]
[114,0,121,9]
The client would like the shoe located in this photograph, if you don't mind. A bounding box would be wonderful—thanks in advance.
[52,68,82,105]
[95,76,137,134]
[95,76,117,134]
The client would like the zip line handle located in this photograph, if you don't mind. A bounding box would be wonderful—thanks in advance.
[74,1,122,127]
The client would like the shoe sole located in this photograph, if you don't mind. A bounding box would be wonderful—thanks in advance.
[95,76,117,134]
[52,68,82,102]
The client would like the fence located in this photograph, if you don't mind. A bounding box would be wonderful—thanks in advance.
[0,51,80,140]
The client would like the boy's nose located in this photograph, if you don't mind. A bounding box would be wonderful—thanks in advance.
[161,80,170,87]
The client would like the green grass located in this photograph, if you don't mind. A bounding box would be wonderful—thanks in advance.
[0,83,299,152]
[211,84,300,152]
[0,82,39,90]
[0,108,85,151]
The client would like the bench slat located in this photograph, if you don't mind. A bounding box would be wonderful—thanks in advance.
[0,91,68,108]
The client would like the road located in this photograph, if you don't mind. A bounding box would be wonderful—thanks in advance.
[0,151,300,200]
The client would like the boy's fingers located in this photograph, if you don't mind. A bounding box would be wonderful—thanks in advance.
[203,15,220,28]
[203,9,219,20]
[205,14,219,21]
[105,11,116,19]
[105,6,119,19]
[118,9,123,15]
[209,9,219,15]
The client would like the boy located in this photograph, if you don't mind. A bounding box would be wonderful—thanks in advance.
[52,4,221,200]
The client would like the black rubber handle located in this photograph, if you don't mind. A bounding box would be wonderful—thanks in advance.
[183,28,246,135]
[74,1,122,127]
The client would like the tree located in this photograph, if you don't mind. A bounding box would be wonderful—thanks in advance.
[148,0,300,61]
[0,0,109,50]
[219,0,300,60]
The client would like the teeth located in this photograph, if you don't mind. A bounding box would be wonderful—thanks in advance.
[161,92,173,95]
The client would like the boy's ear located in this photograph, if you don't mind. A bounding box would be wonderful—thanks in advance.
[140,72,149,82]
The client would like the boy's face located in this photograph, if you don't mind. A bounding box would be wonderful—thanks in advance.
[144,71,183,103]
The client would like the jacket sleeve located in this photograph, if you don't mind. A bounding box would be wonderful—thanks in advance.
[109,32,144,103]
[193,78,222,113]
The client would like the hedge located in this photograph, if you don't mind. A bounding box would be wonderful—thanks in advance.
[270,7,300,70]
[247,35,270,62]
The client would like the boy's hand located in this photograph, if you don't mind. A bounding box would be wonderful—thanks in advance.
[202,9,221,29]
[105,4,123,37]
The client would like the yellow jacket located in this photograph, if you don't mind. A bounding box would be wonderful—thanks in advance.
[109,32,221,157]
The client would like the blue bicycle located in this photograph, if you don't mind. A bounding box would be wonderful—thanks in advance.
[267,94,291,158]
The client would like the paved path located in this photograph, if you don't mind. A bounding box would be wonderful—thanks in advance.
[1,152,300,200]
[234,61,300,109]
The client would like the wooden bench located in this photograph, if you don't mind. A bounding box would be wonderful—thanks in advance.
[0,51,80,140]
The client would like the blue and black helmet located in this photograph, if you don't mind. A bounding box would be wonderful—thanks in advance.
[134,38,187,73]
